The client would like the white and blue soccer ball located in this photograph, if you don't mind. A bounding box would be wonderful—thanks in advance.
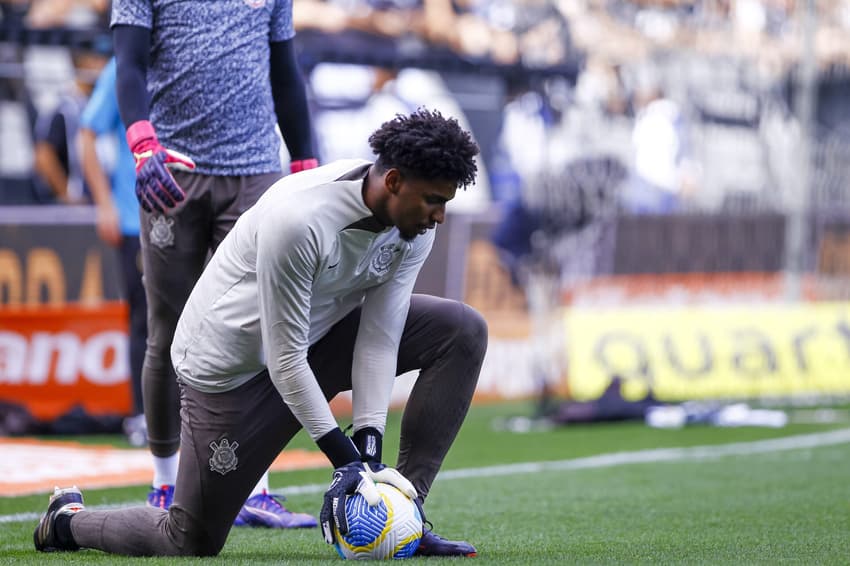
[334,482,423,560]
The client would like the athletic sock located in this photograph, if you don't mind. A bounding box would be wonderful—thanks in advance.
[55,514,79,550]
[152,453,179,487]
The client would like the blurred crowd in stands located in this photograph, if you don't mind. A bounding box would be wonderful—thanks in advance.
[2,0,850,217]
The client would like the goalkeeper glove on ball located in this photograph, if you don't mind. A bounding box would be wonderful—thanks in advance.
[320,461,381,544]
[353,427,417,500]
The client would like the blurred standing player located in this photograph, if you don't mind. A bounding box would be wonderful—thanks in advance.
[32,48,107,204]
[111,0,319,526]
[79,57,147,446]
[35,109,485,558]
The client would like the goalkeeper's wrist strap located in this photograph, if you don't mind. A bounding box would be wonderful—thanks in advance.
[317,427,361,468]
[126,120,157,154]
[290,158,318,173]
[352,427,382,463]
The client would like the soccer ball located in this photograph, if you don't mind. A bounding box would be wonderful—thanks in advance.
[334,482,423,560]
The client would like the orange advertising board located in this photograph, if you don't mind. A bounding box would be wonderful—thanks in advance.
[0,303,132,420]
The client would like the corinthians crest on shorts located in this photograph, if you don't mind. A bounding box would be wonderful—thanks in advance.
[209,438,239,475]
[149,215,175,249]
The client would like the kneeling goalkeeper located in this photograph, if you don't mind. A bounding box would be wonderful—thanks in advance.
[34,108,487,558]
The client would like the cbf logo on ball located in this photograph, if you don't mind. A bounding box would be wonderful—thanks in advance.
[370,244,399,276]
[209,438,239,475]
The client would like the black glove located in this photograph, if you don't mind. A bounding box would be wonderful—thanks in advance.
[362,462,417,499]
[352,426,418,501]
[320,461,381,544]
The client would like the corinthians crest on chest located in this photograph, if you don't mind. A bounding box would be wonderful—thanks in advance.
[370,242,401,276]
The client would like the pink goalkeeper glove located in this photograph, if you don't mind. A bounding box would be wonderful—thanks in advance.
[127,120,195,213]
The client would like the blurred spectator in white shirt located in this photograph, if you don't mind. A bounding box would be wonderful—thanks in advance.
[623,86,700,213]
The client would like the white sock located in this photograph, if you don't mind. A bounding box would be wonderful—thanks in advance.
[249,470,270,497]
[152,453,179,487]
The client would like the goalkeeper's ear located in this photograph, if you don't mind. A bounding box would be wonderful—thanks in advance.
[352,427,383,463]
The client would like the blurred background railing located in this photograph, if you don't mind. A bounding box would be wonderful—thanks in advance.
[3,0,850,432]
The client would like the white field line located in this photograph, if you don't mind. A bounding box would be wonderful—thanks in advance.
[3,428,849,525]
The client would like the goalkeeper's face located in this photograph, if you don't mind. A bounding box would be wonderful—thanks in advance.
[387,173,456,242]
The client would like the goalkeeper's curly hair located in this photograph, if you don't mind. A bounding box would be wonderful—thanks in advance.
[369,108,479,189]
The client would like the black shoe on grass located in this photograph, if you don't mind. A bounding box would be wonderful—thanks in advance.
[415,528,478,557]
[33,486,85,552]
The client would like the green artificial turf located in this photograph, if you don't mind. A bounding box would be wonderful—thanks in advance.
[1,401,848,564]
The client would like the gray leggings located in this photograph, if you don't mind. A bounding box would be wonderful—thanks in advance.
[70,294,488,556]
[139,170,281,458]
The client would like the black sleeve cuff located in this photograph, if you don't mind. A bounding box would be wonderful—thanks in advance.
[316,427,361,468]
[352,427,383,463]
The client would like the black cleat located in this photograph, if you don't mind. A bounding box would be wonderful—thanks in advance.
[415,528,478,557]
[33,486,85,552]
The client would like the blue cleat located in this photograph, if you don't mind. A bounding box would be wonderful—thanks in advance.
[234,490,318,529]
[415,528,478,557]
[146,484,175,509]
[33,486,85,552]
